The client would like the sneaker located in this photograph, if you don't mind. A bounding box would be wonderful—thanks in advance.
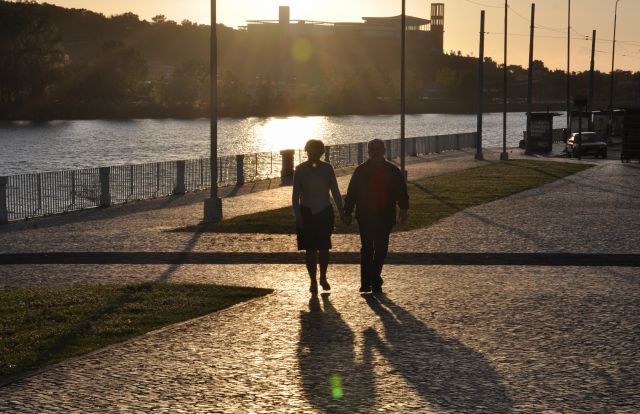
[359,285,371,294]
[372,286,383,295]
[319,277,331,291]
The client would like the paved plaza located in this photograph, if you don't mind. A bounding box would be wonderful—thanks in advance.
[1,149,639,413]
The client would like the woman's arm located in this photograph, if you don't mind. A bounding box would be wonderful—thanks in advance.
[292,168,302,227]
[328,166,344,215]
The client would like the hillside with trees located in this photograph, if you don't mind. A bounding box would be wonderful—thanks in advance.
[1,0,638,120]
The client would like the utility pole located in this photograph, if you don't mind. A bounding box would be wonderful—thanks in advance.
[566,0,571,133]
[526,3,535,153]
[501,0,509,161]
[400,0,406,179]
[476,10,485,161]
[589,30,596,114]
[204,0,222,223]
[609,0,621,139]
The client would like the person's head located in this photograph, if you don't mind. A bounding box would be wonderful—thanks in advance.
[304,139,325,162]
[367,139,386,163]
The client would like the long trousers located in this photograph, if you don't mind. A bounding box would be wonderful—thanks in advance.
[358,218,391,289]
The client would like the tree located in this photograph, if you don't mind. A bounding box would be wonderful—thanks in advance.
[152,15,167,24]
[69,41,148,103]
[162,59,208,107]
[0,3,69,104]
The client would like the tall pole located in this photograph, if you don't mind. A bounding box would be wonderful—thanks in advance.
[204,0,222,223]
[400,0,406,178]
[609,0,620,138]
[589,29,596,114]
[501,0,508,160]
[526,3,535,153]
[566,0,571,133]
[476,10,485,161]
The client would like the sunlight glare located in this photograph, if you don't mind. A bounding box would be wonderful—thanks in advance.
[254,117,325,152]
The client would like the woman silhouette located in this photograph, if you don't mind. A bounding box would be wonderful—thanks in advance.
[292,140,345,294]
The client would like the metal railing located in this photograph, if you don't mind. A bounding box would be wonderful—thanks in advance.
[0,132,476,223]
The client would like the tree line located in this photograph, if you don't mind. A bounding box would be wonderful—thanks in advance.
[1,0,638,120]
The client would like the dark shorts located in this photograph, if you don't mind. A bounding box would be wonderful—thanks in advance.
[296,205,334,251]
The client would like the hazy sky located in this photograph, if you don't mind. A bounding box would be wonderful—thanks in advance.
[44,0,640,72]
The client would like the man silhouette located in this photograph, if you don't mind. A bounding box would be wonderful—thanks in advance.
[343,139,409,294]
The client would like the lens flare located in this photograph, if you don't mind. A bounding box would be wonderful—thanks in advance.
[330,373,343,399]
[292,38,313,62]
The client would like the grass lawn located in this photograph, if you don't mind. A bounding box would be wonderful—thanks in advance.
[175,159,592,234]
[0,283,272,381]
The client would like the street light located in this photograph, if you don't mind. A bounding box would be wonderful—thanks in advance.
[204,0,223,223]
[609,0,621,139]
[400,0,406,178]
[500,0,508,161]
[566,0,571,133]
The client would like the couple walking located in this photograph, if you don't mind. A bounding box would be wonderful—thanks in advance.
[292,139,409,295]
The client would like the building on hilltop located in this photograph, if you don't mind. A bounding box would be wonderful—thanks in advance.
[242,3,445,55]
[232,3,447,107]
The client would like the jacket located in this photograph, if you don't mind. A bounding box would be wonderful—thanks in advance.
[343,159,409,226]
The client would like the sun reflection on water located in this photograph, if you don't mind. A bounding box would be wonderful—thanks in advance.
[253,116,326,153]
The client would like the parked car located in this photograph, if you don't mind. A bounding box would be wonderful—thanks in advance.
[566,132,607,158]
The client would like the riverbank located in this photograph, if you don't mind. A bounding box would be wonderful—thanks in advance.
[1,102,567,122]
[0,114,563,176]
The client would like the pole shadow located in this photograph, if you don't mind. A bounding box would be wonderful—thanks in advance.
[363,294,513,413]
[297,294,375,413]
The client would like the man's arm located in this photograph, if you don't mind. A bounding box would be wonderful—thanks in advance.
[396,169,409,210]
[396,168,409,223]
[343,168,358,217]
[327,166,344,215]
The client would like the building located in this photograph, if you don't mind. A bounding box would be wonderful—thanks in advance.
[243,3,445,55]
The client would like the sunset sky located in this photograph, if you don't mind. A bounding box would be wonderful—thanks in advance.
[44,0,640,72]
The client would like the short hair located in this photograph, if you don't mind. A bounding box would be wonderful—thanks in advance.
[304,139,325,154]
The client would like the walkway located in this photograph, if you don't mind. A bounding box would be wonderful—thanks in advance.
[1,148,639,413]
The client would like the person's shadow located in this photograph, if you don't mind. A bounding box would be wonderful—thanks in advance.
[364,294,513,413]
[297,294,375,413]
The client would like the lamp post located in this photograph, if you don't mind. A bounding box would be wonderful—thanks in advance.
[609,0,621,139]
[476,10,485,161]
[566,0,571,133]
[500,0,508,161]
[204,0,223,223]
[400,0,406,179]
[526,3,535,156]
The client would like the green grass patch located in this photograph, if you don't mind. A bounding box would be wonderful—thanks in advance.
[0,283,272,380]
[174,159,591,234]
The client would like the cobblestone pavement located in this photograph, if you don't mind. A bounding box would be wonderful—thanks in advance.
[1,148,639,413]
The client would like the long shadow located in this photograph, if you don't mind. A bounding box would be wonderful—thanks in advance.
[156,229,203,282]
[364,295,513,413]
[469,158,640,203]
[560,173,640,201]
[23,229,203,374]
[411,181,553,250]
[297,294,375,413]
[413,173,639,252]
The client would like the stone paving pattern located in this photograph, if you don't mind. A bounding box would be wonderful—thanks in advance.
[1,148,639,413]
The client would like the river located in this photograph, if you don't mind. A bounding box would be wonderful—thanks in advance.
[0,112,566,176]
